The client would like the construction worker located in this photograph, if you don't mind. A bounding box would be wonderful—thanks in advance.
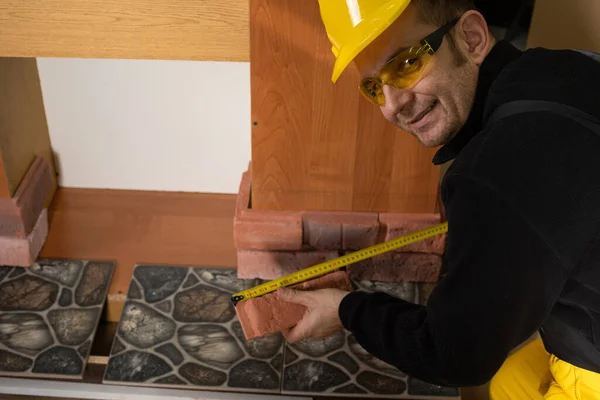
[275,0,600,398]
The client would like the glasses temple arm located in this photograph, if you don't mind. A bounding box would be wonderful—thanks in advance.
[422,17,460,52]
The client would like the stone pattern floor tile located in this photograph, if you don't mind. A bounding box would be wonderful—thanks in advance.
[103,266,284,394]
[0,260,115,379]
[280,279,460,398]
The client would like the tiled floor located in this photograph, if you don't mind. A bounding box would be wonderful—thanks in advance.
[104,265,459,398]
[280,279,460,398]
[103,266,284,393]
[0,259,114,379]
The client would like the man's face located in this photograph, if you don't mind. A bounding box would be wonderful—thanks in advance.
[354,6,489,148]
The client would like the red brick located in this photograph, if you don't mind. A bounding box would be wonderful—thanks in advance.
[233,164,304,251]
[0,208,48,267]
[342,213,379,250]
[234,210,304,251]
[302,212,342,249]
[0,156,52,238]
[302,211,379,250]
[379,213,446,255]
[236,249,339,280]
[235,270,353,340]
[347,252,442,283]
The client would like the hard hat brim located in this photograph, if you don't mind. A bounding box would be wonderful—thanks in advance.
[331,0,412,83]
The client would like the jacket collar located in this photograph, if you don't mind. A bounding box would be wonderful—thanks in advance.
[432,40,523,165]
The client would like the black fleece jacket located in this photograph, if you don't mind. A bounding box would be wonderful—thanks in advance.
[338,41,600,386]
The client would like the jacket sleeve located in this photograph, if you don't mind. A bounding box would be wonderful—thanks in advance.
[338,174,570,387]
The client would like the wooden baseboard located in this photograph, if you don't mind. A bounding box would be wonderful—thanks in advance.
[40,188,238,322]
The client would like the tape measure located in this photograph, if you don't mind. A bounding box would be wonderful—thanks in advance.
[231,221,448,305]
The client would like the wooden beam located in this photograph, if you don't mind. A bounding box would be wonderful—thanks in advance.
[0,58,57,203]
[249,0,440,213]
[40,188,238,322]
[0,0,249,61]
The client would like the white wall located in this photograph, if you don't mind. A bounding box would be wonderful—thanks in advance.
[37,58,251,194]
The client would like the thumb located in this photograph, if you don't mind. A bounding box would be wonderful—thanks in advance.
[276,288,312,306]
[285,317,312,344]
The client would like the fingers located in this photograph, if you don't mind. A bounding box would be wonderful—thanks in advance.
[276,288,313,306]
[285,318,312,343]
[280,327,291,340]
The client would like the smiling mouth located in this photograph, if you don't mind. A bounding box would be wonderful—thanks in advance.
[409,101,437,125]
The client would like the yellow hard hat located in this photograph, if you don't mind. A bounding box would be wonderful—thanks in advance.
[317,0,412,83]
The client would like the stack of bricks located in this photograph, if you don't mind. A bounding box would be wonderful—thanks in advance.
[234,165,446,284]
[0,155,53,266]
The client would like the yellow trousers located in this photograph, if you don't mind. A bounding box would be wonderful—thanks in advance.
[490,338,600,399]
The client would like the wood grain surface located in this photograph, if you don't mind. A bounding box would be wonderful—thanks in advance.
[0,0,249,61]
[250,0,440,213]
[40,188,238,321]
[0,58,58,201]
[0,157,9,199]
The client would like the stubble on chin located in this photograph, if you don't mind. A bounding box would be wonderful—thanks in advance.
[396,121,447,148]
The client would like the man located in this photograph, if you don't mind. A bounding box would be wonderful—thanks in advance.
[275,0,600,398]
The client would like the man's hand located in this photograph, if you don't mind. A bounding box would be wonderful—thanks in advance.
[276,287,350,343]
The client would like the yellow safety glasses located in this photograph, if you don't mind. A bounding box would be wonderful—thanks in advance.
[359,18,460,106]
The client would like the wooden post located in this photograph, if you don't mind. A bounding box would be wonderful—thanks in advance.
[0,57,57,204]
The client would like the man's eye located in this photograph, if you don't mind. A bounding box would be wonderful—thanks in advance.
[399,58,420,74]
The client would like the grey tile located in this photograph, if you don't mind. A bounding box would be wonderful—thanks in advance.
[134,266,187,303]
[0,314,53,356]
[32,346,83,375]
[58,288,73,306]
[283,358,353,392]
[74,262,113,307]
[103,265,283,394]
[155,343,183,366]
[30,260,83,287]
[105,350,174,382]
[155,299,172,313]
[128,279,143,300]
[0,260,114,379]
[104,265,456,398]
[352,279,418,302]
[118,302,177,348]
[172,285,234,323]
[0,267,12,282]
[48,308,101,346]
[77,341,91,358]
[154,374,187,385]
[182,273,199,289]
[0,349,33,372]
[408,377,460,397]
[7,268,25,279]
[281,330,407,398]
[0,275,60,312]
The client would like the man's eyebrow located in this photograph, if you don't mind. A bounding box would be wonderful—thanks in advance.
[384,46,410,64]
[367,48,409,78]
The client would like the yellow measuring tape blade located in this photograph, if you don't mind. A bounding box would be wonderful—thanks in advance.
[231,221,448,305]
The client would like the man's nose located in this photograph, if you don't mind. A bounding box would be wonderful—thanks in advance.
[381,85,413,115]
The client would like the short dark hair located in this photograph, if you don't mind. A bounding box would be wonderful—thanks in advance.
[412,0,477,27]
[413,0,478,66]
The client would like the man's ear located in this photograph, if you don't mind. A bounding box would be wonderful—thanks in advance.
[455,10,493,65]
